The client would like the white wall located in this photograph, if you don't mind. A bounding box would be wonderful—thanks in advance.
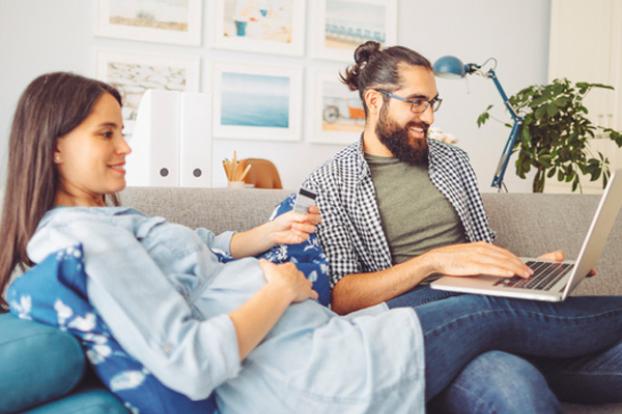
[0,0,550,194]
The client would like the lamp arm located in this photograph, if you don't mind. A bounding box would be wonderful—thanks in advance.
[486,69,524,190]
[491,120,522,190]
[487,69,520,122]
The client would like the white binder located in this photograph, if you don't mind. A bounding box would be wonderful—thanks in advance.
[179,92,212,187]
[126,90,212,187]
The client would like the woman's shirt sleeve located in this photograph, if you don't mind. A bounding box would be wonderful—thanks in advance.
[194,228,235,255]
[29,218,241,400]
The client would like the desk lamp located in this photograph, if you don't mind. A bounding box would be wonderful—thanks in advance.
[433,56,523,191]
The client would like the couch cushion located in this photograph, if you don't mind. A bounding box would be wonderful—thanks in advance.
[0,312,85,413]
[121,187,290,233]
[24,385,127,414]
[7,245,218,414]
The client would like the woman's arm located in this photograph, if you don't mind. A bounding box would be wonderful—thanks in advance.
[31,218,315,400]
[229,206,321,258]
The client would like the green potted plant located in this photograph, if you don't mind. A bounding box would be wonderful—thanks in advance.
[477,79,622,192]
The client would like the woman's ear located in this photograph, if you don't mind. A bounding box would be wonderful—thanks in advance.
[53,149,62,164]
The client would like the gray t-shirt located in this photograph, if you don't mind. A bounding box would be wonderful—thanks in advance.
[366,154,466,264]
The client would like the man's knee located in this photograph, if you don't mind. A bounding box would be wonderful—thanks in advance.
[429,351,560,414]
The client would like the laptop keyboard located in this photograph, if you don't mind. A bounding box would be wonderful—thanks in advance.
[494,261,573,291]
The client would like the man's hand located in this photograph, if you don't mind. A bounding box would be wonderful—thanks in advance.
[537,249,597,277]
[268,205,321,245]
[422,241,533,278]
[537,250,565,262]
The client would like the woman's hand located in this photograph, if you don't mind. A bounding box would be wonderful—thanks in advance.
[229,260,318,360]
[230,206,321,258]
[268,206,321,245]
[259,260,319,303]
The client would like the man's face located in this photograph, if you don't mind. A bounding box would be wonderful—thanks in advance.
[375,64,438,165]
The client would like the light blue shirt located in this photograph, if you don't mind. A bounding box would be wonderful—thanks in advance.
[28,207,425,413]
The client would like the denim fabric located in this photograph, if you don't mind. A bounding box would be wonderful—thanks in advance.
[390,287,622,412]
[27,207,426,414]
[429,351,561,414]
[389,287,562,413]
[533,339,622,404]
[387,284,461,308]
[414,294,622,402]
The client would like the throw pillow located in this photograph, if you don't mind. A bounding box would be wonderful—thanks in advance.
[8,245,218,414]
[0,312,85,413]
[212,193,332,306]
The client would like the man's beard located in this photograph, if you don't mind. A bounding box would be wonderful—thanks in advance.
[375,104,429,165]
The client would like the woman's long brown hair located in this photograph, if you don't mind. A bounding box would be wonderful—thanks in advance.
[0,72,122,311]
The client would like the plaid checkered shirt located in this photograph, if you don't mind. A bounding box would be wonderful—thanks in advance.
[302,138,496,287]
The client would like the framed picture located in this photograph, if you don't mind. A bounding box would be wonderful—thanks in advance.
[94,0,203,45]
[310,0,397,62]
[212,63,302,141]
[211,0,305,56]
[96,49,200,134]
[307,68,365,145]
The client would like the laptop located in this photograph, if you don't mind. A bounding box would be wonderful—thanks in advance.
[431,168,622,302]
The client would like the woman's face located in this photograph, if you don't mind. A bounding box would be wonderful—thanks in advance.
[54,92,131,206]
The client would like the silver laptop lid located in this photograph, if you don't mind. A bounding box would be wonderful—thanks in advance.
[562,169,622,299]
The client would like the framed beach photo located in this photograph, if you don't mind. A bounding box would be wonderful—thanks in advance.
[310,0,397,62]
[94,0,203,46]
[211,0,305,56]
[96,49,200,134]
[212,63,302,141]
[307,68,365,145]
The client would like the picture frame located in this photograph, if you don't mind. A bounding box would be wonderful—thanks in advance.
[211,0,305,56]
[307,67,365,145]
[96,49,200,134]
[94,0,203,46]
[310,0,398,62]
[212,63,302,141]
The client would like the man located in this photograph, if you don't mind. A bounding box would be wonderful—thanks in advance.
[303,41,621,413]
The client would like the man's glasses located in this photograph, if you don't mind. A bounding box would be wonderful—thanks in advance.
[376,90,443,114]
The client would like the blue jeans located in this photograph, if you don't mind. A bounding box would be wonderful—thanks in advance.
[430,350,560,413]
[388,287,622,413]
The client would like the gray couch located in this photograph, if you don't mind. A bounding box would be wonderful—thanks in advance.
[119,187,622,413]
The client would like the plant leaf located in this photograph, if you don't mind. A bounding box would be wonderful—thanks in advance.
[477,112,490,127]
[547,167,557,178]
[572,177,579,192]
[546,103,558,117]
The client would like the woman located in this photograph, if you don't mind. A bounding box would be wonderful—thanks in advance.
[1,72,622,413]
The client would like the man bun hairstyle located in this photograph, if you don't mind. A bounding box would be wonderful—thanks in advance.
[340,40,382,91]
[339,41,433,116]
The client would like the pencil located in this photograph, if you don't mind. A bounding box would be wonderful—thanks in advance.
[238,164,252,182]
[222,160,230,181]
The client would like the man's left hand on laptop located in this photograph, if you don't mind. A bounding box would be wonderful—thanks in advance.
[536,249,597,278]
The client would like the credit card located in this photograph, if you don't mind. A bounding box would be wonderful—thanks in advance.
[293,187,317,214]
